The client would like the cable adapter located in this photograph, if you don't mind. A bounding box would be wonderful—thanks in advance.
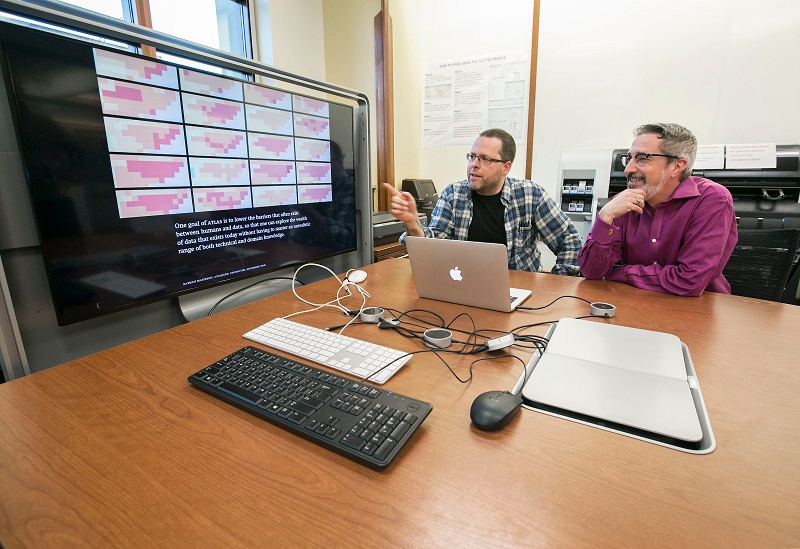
[378,319,400,329]
[485,334,516,351]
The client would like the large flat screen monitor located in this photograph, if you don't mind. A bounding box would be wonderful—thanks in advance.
[1,23,358,325]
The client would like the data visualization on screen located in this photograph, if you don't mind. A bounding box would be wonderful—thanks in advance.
[1,22,359,325]
[93,48,335,219]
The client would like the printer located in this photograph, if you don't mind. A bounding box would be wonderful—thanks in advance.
[373,179,435,246]
[402,178,438,221]
[609,144,800,228]
[372,211,427,245]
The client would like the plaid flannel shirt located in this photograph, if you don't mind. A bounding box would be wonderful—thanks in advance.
[402,177,581,275]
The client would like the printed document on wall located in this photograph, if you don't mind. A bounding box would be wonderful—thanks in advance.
[421,50,530,148]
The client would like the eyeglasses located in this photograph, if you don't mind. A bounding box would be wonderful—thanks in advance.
[620,152,680,167]
[466,153,507,166]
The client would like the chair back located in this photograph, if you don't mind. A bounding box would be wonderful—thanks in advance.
[723,228,800,302]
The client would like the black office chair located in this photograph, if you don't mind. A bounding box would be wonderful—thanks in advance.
[723,228,800,302]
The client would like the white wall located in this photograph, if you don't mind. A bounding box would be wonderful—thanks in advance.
[389,0,422,189]
[383,0,800,201]
[414,0,535,190]
[322,0,381,195]
[252,0,800,205]
[252,0,381,199]
[252,0,327,80]
[531,0,800,198]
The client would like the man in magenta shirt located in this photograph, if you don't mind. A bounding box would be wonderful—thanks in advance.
[578,123,738,296]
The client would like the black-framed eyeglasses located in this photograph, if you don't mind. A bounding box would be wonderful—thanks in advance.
[466,153,508,166]
[620,152,680,167]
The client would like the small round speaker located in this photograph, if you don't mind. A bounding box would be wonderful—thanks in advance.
[590,302,616,317]
[359,307,385,323]
[423,328,452,349]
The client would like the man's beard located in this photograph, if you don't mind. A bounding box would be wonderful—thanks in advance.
[627,170,667,201]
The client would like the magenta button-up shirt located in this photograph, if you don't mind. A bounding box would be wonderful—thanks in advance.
[578,176,738,296]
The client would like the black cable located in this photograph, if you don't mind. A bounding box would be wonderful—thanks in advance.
[353,309,525,384]
[515,294,592,311]
[428,351,527,384]
[386,323,486,354]
[384,308,446,329]
[574,314,608,321]
[326,320,367,331]
[348,306,597,386]
[510,319,561,333]
[367,307,566,356]
[361,345,489,385]
[206,276,303,316]
[360,348,427,384]
[386,308,493,348]
[513,336,549,353]
[507,336,550,397]
[376,307,487,353]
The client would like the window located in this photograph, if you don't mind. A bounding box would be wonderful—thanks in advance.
[54,0,252,62]
[0,2,133,50]
[58,0,127,20]
[150,0,251,59]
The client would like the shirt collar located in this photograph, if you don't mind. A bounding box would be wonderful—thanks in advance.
[500,176,513,205]
[666,176,700,203]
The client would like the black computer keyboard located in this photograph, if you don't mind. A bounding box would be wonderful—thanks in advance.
[188,346,432,468]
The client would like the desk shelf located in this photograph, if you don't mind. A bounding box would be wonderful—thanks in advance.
[374,242,406,262]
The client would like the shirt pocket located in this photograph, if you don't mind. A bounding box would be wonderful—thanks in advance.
[513,223,535,247]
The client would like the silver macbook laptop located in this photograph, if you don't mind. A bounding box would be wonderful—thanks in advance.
[405,236,531,312]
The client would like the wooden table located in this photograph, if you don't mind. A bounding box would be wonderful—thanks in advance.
[1,259,798,548]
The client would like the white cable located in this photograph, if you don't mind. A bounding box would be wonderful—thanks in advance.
[282,263,349,319]
[282,263,370,325]
[334,278,370,333]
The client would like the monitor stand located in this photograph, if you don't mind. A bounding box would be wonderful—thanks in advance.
[178,276,295,321]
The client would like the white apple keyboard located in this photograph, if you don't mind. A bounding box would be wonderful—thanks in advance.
[243,317,411,384]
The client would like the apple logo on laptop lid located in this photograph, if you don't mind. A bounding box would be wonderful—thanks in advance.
[449,266,462,281]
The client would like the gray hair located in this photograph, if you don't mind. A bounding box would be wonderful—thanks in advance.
[479,128,516,163]
[634,123,697,180]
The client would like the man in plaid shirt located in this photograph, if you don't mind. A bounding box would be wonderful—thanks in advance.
[384,128,581,275]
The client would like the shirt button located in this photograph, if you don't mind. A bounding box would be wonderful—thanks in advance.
[651,238,657,243]
[607,229,613,236]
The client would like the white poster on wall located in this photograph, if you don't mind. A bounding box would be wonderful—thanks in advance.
[725,143,777,169]
[693,144,725,169]
[421,50,530,148]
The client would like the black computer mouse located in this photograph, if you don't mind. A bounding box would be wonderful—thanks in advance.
[470,390,524,431]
